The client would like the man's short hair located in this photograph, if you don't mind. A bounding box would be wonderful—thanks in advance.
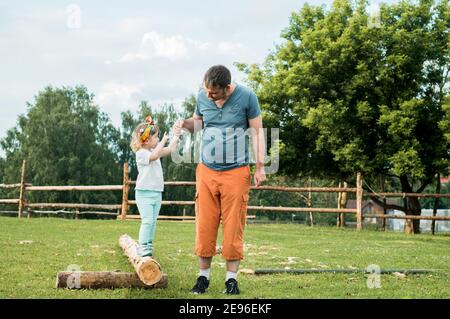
[203,65,231,89]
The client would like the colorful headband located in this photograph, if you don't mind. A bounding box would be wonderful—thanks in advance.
[140,116,155,142]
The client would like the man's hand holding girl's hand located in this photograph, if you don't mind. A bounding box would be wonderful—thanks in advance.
[172,119,184,136]
[160,132,169,144]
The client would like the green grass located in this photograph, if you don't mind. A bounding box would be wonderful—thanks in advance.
[0,216,449,299]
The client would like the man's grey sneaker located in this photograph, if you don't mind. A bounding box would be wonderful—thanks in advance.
[224,278,240,295]
[191,276,209,294]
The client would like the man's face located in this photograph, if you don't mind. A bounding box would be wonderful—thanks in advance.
[204,84,228,101]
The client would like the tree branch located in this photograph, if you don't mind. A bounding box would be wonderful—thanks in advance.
[416,177,433,194]
[384,172,400,179]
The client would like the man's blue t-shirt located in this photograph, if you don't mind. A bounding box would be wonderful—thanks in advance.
[195,84,261,171]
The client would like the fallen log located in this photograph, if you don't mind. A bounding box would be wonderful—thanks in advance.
[118,234,163,285]
[55,271,167,289]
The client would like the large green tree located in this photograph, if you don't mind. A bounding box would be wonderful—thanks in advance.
[239,0,450,233]
[0,86,121,204]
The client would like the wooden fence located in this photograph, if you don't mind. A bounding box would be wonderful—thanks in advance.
[1,160,450,231]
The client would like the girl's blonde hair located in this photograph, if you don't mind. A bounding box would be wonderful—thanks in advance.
[130,122,159,153]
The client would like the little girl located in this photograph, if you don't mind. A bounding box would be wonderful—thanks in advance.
[130,115,180,257]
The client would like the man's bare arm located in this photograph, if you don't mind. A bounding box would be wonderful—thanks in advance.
[249,115,266,168]
[249,115,267,187]
[182,114,203,133]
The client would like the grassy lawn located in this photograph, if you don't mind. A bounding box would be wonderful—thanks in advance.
[0,216,449,299]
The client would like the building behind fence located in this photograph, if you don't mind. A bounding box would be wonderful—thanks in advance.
[388,209,450,233]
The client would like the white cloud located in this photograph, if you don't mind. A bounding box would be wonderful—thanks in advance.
[119,31,247,62]
[218,42,245,55]
[143,32,187,59]
[117,17,152,35]
[95,81,193,112]
[94,81,192,129]
[21,8,66,22]
[119,31,195,61]
[96,83,144,112]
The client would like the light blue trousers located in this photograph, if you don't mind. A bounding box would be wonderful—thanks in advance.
[135,189,162,257]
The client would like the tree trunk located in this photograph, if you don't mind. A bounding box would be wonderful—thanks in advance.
[431,173,441,235]
[369,174,435,234]
[403,196,422,234]
[118,234,163,285]
[56,271,168,289]
[400,175,421,234]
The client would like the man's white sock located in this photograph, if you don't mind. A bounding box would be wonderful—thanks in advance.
[199,268,211,280]
[226,271,238,281]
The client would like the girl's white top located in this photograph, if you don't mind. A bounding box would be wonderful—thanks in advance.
[135,148,164,191]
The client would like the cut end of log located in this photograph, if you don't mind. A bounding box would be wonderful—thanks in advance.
[119,234,163,286]
[138,257,163,286]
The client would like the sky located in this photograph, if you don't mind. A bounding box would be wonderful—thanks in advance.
[0,0,398,156]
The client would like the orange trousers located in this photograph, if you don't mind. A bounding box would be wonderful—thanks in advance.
[195,163,250,260]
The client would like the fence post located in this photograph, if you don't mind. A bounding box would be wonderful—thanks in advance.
[337,182,342,227]
[120,163,129,220]
[308,177,314,226]
[379,174,387,231]
[337,182,348,228]
[356,172,363,231]
[308,190,314,227]
[18,160,27,219]
[341,182,348,227]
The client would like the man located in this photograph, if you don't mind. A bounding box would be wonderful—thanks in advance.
[177,65,266,295]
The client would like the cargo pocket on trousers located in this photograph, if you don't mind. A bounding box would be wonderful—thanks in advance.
[240,193,249,225]
[194,191,199,217]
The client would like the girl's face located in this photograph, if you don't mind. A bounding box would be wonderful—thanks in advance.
[144,132,159,149]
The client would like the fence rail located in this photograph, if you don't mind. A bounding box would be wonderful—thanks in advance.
[26,203,121,210]
[25,185,123,191]
[1,160,450,232]
[364,214,450,221]
[364,192,450,198]
[0,199,20,204]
